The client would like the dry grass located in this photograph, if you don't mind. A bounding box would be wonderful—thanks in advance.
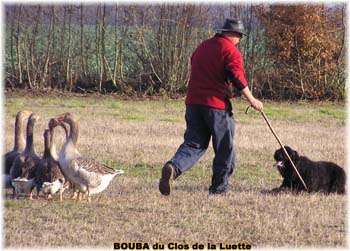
[2,94,347,249]
[3,178,346,248]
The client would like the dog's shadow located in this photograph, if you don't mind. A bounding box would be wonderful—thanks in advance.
[259,186,312,195]
[258,188,294,195]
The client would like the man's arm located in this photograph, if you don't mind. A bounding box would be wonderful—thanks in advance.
[240,86,263,112]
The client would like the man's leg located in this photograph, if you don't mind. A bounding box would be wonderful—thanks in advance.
[159,105,211,195]
[205,107,235,194]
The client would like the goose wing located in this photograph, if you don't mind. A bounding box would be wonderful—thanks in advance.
[50,159,65,182]
[10,155,25,179]
[22,155,40,180]
[35,158,51,187]
[35,158,64,187]
[5,151,19,174]
[75,157,117,175]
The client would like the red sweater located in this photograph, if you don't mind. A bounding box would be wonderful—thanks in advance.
[185,33,248,109]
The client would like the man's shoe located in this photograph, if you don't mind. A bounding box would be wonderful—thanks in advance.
[159,163,174,195]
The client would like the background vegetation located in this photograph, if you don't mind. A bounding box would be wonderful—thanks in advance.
[4,3,346,100]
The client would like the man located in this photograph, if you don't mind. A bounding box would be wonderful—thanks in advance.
[159,18,263,195]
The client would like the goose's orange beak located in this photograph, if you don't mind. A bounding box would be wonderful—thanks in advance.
[56,113,65,121]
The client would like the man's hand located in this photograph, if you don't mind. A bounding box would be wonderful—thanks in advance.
[240,86,263,112]
[250,98,263,112]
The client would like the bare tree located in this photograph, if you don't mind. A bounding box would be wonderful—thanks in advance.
[4,3,345,100]
[15,5,23,85]
[66,5,73,91]
[80,4,87,78]
[38,6,55,88]
[23,10,33,89]
[7,7,16,80]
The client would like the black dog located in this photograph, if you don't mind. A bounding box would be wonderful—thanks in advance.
[272,146,346,194]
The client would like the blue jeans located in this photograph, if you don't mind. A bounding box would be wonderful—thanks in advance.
[168,103,236,194]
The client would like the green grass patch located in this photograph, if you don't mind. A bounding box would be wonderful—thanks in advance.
[4,200,25,208]
[234,99,345,125]
[103,160,160,177]
[159,117,181,122]
[121,113,145,121]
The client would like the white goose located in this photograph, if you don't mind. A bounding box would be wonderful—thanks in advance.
[50,119,82,199]
[56,112,124,202]
[4,110,32,190]
[10,113,40,199]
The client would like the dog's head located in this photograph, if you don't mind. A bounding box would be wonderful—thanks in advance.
[273,146,300,177]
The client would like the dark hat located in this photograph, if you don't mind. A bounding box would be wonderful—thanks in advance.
[215,18,247,36]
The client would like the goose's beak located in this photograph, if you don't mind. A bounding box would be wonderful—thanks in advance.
[56,113,65,121]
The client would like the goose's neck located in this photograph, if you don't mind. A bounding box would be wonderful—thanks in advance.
[14,114,25,152]
[49,127,58,160]
[68,119,79,147]
[43,132,51,158]
[24,119,36,154]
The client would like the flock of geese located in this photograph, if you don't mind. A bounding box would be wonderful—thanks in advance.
[3,111,124,202]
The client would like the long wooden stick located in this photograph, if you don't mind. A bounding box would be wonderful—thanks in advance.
[246,107,308,190]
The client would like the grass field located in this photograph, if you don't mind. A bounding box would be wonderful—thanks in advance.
[2,91,347,249]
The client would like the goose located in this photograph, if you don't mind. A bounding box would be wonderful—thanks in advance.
[35,119,68,201]
[48,118,83,200]
[10,113,40,199]
[56,112,124,202]
[4,110,32,189]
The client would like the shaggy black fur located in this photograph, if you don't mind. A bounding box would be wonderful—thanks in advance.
[272,146,346,194]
